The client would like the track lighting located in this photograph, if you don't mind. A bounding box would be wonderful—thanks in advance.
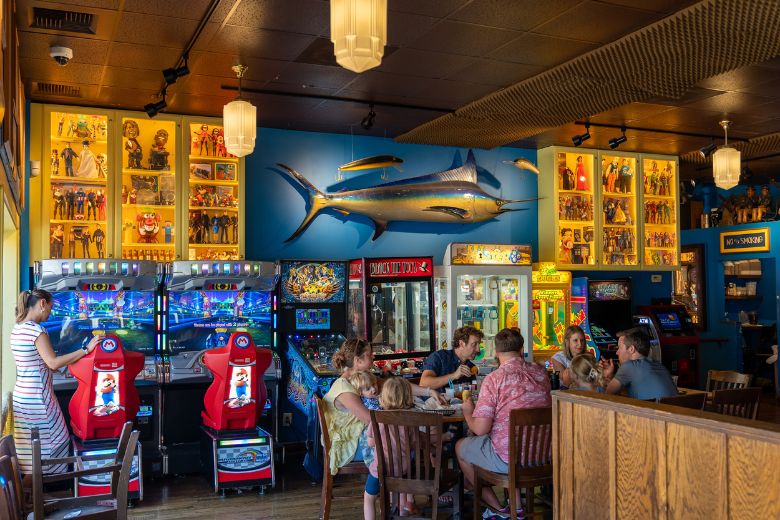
[144,88,167,118]
[163,56,189,85]
[698,139,717,158]
[572,121,591,147]
[608,126,627,149]
[361,104,376,130]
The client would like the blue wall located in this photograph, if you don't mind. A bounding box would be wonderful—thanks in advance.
[244,129,539,263]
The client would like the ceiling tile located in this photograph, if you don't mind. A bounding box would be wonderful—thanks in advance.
[409,20,521,57]
[644,86,723,106]
[597,0,698,14]
[216,0,329,36]
[387,11,438,47]
[114,11,199,48]
[683,91,773,116]
[271,62,357,90]
[489,33,598,67]
[591,103,676,124]
[534,1,659,44]
[443,59,544,87]
[450,0,581,32]
[20,57,103,85]
[378,48,476,79]
[204,24,316,60]
[389,0,470,18]
[123,0,213,20]
[347,72,494,109]
[101,66,164,91]
[19,32,110,66]
[696,65,780,92]
[108,43,184,72]
[94,85,161,109]
[188,51,285,83]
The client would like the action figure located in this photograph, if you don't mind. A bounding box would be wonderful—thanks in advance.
[50,225,64,258]
[93,225,106,258]
[559,228,574,263]
[51,149,60,175]
[757,185,773,221]
[214,129,227,157]
[61,143,77,177]
[67,117,78,137]
[53,188,65,219]
[123,120,144,169]
[57,114,65,136]
[148,129,170,170]
[219,212,230,243]
[619,159,633,193]
[95,153,107,178]
[128,189,137,204]
[230,216,238,243]
[575,156,588,191]
[136,212,161,243]
[211,215,220,243]
[86,190,97,220]
[76,141,98,177]
[606,158,618,193]
[200,213,211,243]
[604,199,616,224]
[65,187,76,220]
[67,228,76,257]
[75,116,92,140]
[96,190,106,220]
[121,185,128,204]
[737,186,757,224]
[163,221,174,243]
[80,228,92,257]
[194,124,210,156]
[75,187,86,217]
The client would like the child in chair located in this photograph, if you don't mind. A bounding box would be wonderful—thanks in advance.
[348,370,381,411]
[569,354,606,392]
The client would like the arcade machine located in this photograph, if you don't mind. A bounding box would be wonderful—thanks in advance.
[67,335,145,498]
[34,259,161,483]
[638,304,699,387]
[163,260,278,475]
[434,243,534,364]
[531,263,572,364]
[577,278,633,358]
[200,332,275,493]
[348,257,435,377]
[278,260,347,445]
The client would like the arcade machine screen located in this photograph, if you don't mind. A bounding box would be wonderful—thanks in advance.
[587,279,633,356]
[656,311,683,333]
[281,261,346,304]
[167,290,273,353]
[44,290,156,357]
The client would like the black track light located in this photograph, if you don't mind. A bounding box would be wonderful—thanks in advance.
[572,121,591,147]
[699,140,717,158]
[144,88,167,118]
[608,126,627,149]
[163,55,189,85]
[361,104,376,130]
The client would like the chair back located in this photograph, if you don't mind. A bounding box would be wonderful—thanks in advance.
[658,392,706,410]
[370,410,444,507]
[706,370,752,392]
[109,422,136,495]
[712,387,762,420]
[0,455,23,520]
[314,396,332,475]
[114,430,140,518]
[0,436,24,516]
[508,407,553,484]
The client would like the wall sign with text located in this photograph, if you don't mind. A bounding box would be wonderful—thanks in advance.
[719,228,770,253]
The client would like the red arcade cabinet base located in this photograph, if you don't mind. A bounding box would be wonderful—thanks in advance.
[200,426,274,493]
[72,436,142,500]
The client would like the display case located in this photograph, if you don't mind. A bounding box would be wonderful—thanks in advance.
[600,153,639,267]
[641,156,679,267]
[119,115,178,262]
[673,244,706,330]
[185,119,243,261]
[538,148,597,268]
[45,108,112,259]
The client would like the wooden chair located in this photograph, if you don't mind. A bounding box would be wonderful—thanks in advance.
[1,455,23,520]
[0,435,26,518]
[473,407,553,520]
[658,393,706,410]
[370,409,460,520]
[31,422,139,520]
[314,395,369,520]
[711,387,762,420]
[706,370,752,392]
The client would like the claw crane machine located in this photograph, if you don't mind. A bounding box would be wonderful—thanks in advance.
[434,243,533,364]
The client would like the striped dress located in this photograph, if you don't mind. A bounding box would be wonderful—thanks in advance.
[11,320,70,474]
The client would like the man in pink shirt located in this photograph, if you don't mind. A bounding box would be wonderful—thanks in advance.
[456,328,552,520]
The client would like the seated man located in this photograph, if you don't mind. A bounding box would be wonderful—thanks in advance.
[420,326,483,390]
[456,328,551,519]
[601,327,677,400]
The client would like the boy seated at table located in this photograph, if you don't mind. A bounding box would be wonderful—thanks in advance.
[456,328,552,520]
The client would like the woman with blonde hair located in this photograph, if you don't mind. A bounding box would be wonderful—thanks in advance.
[11,289,102,481]
[551,325,587,388]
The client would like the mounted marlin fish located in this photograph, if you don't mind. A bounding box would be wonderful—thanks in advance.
[277,150,537,241]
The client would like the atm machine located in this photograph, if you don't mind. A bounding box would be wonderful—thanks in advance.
[639,304,699,387]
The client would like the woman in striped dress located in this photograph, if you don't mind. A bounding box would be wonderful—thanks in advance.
[12,289,101,479]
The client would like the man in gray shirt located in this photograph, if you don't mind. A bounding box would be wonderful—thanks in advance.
[601,327,677,400]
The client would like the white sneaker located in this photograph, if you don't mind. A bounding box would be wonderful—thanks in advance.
[482,507,510,520]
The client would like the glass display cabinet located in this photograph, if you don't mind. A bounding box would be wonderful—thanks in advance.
[600,153,639,267]
[186,119,242,261]
[119,115,178,261]
[673,244,706,330]
[46,108,112,259]
[642,156,679,267]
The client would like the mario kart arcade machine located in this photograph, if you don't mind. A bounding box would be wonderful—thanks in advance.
[348,257,435,377]
[638,304,699,387]
[34,259,160,498]
[434,243,534,364]
[200,332,275,494]
[163,261,278,475]
[278,260,347,446]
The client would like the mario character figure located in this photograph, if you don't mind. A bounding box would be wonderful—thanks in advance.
[137,211,161,243]
[230,368,250,408]
[94,373,119,416]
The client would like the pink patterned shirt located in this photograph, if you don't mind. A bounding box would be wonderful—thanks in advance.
[472,357,552,462]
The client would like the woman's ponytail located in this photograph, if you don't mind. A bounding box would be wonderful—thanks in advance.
[16,289,52,323]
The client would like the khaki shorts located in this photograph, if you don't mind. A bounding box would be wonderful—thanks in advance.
[458,434,508,474]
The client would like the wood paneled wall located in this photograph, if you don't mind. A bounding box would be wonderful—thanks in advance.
[553,391,780,520]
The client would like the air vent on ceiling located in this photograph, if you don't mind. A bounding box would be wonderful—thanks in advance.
[33,82,81,98]
[31,7,96,34]
[294,37,397,66]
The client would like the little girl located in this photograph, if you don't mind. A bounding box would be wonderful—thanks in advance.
[348,370,380,411]
[569,354,605,392]
[365,377,418,518]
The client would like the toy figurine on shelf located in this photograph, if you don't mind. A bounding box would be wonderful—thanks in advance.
[619,159,633,193]
[149,129,170,170]
[86,190,97,220]
[128,189,137,204]
[737,185,758,224]
[98,119,107,138]
[230,215,238,243]
[123,220,135,244]
[214,129,227,157]
[96,190,106,220]
[559,227,574,263]
[95,153,108,178]
[194,124,210,156]
[123,120,144,169]
[61,143,77,177]
[219,212,230,243]
[121,185,128,204]
[75,187,86,217]
[137,211,161,243]
[93,224,106,258]
[575,156,588,191]
[211,215,220,243]
[604,199,616,224]
[613,200,627,224]
[50,225,65,258]
[758,185,774,221]
[53,188,65,219]
[80,228,92,258]
[67,228,76,257]
[163,221,174,243]
[67,117,78,137]
[65,187,76,220]
[57,114,65,136]
[606,158,618,193]
[75,116,92,140]
[200,213,211,243]
[51,149,60,175]
[77,141,98,178]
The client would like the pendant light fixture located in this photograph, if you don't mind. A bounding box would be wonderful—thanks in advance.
[712,120,740,190]
[330,0,387,73]
[223,64,256,158]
